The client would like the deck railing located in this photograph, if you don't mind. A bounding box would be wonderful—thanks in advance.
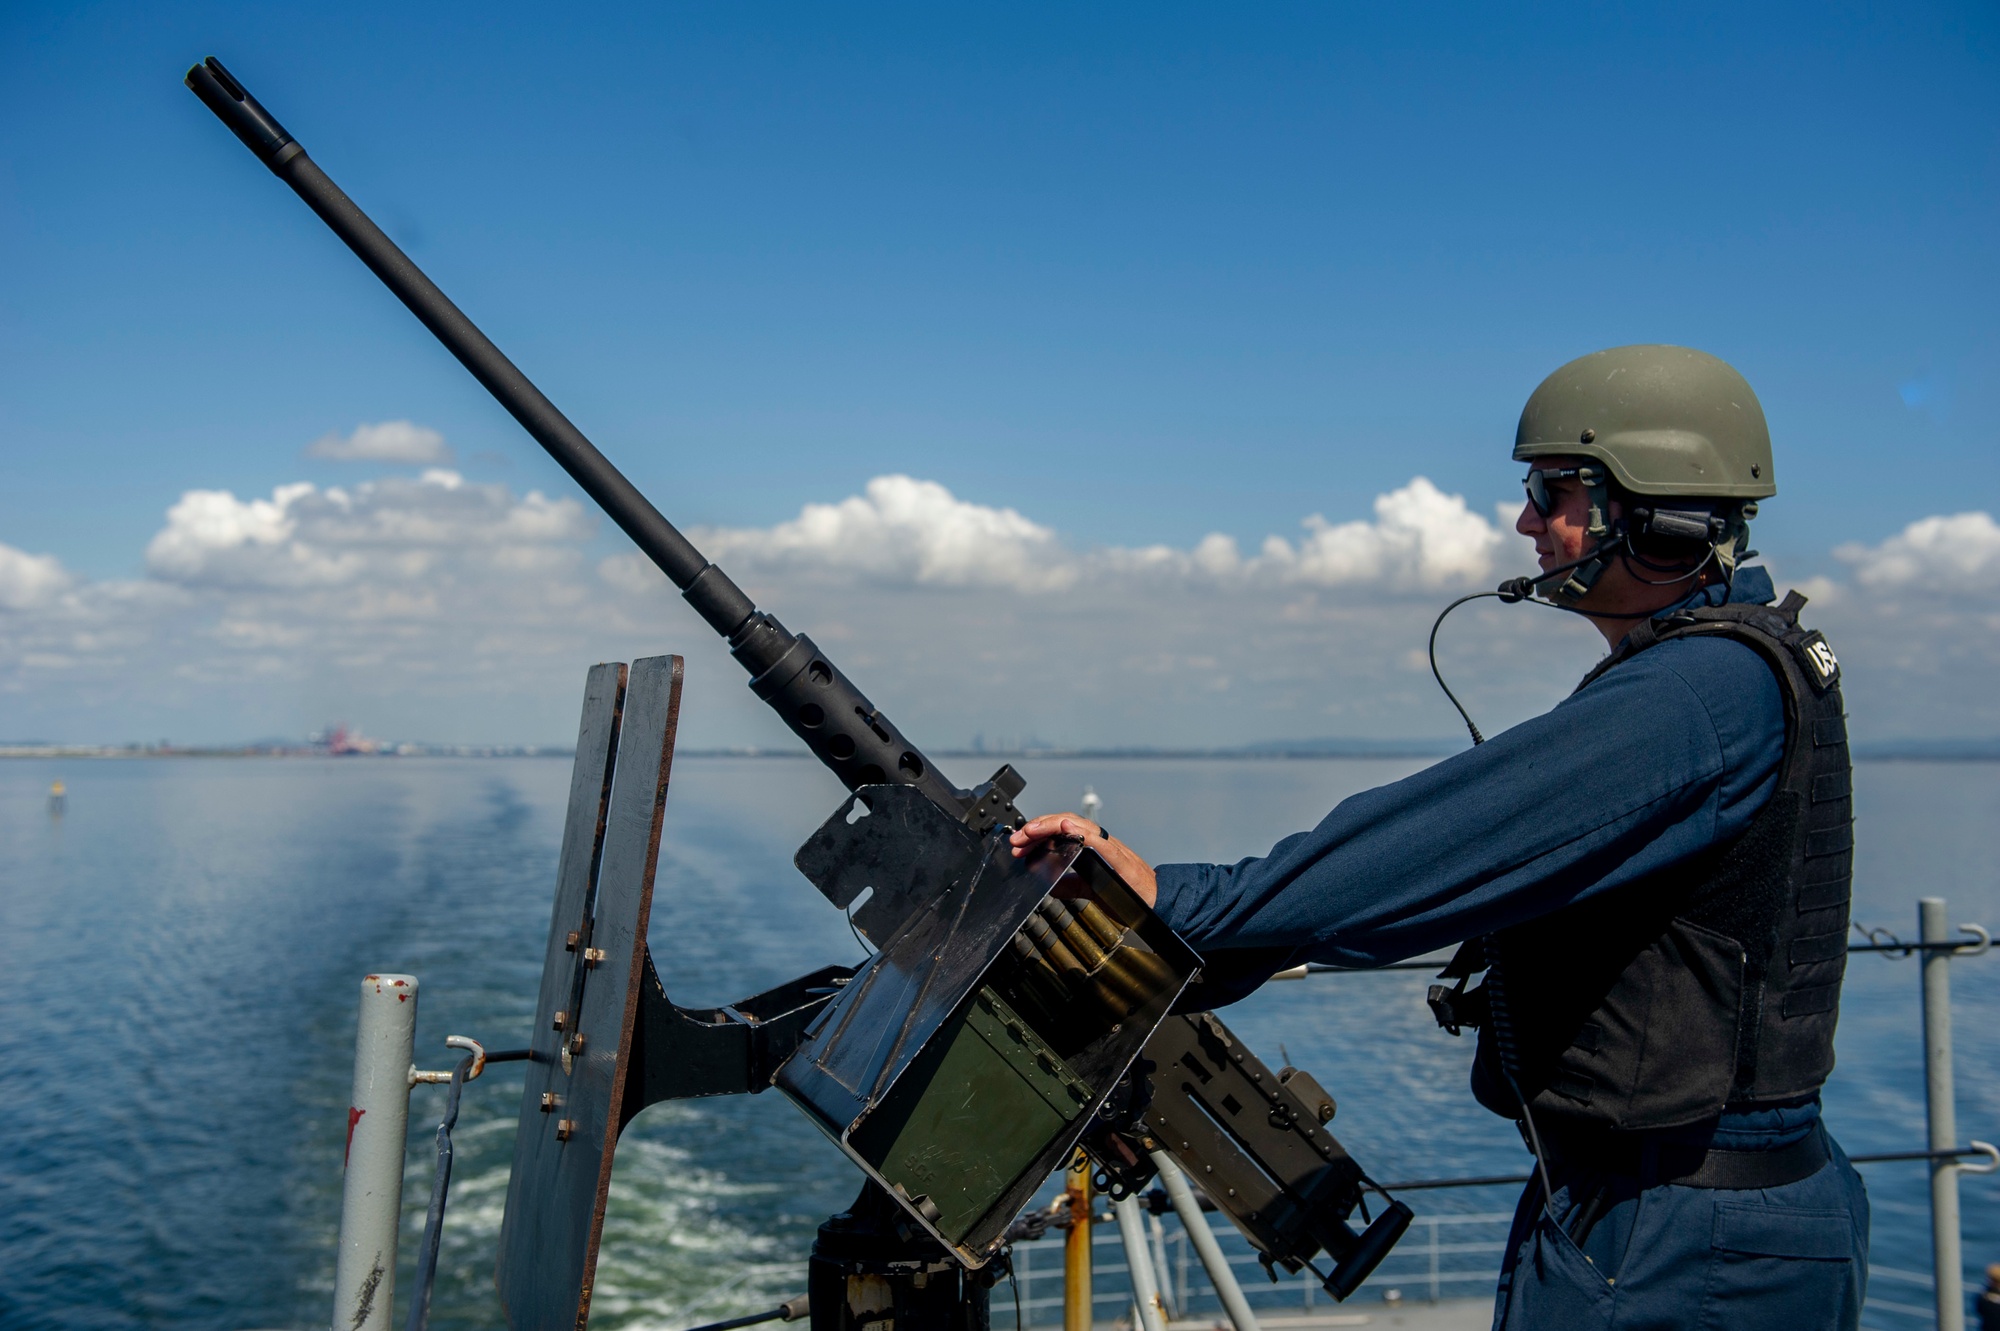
[1008,1213,1515,1325]
[1006,1226,1976,1330]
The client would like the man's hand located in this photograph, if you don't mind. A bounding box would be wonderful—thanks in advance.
[1009,812,1158,907]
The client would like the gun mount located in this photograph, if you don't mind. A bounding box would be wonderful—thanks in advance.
[185,56,1410,1328]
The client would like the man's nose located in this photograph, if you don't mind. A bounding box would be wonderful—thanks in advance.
[1515,499,1543,538]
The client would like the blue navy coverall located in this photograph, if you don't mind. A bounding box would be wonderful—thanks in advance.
[1150,570,1869,1329]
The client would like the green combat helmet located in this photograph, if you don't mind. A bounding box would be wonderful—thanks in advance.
[1513,344,1774,599]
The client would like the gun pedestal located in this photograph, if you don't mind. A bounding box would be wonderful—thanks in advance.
[809,1183,991,1331]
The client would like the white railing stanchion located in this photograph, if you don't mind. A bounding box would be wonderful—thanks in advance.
[1147,1210,1174,1320]
[1149,1150,1261,1331]
[333,973,419,1331]
[1114,1195,1169,1331]
[1920,899,1966,1331]
[1428,1215,1442,1304]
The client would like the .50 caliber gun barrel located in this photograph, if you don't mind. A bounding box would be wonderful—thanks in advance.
[185,56,1019,828]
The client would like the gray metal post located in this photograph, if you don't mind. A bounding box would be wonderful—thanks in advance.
[1177,1230,1191,1314]
[1149,1150,1261,1331]
[1428,1216,1441,1304]
[1921,899,1966,1331]
[334,974,419,1331]
[1114,1194,1169,1331]
[1147,1211,1174,1319]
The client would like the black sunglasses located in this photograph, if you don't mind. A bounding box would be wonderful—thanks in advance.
[1522,466,1599,518]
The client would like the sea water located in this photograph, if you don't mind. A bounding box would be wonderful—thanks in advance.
[0,754,1995,1330]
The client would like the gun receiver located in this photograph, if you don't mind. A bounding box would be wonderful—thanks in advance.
[184,56,1022,834]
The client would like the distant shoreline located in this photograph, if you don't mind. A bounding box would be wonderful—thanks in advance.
[0,744,560,760]
[7,742,1999,763]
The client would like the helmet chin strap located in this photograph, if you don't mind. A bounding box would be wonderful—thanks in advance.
[1495,530,1631,606]
[1544,534,1622,602]
[1546,465,1617,602]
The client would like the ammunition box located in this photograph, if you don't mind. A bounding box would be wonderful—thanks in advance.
[778,791,1199,1267]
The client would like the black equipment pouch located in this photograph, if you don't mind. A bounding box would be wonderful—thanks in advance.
[1426,938,1489,1035]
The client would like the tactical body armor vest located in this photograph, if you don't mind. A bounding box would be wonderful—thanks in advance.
[1449,591,1851,1133]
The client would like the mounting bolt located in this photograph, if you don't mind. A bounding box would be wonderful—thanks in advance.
[552,1010,567,1032]
[583,947,606,967]
[556,1119,575,1141]
[564,931,580,952]
[567,1033,586,1057]
[540,1092,561,1113]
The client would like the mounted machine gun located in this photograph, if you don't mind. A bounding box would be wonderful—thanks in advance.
[185,56,1413,1331]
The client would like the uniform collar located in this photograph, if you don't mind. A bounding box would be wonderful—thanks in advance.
[1672,564,1776,612]
[1578,566,1783,693]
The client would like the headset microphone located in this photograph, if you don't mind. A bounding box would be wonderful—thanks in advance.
[1429,533,1653,746]
[1495,539,1620,604]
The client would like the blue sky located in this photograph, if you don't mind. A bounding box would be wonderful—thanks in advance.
[2,3,1996,746]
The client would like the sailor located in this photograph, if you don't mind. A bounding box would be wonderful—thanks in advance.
[1012,345,1868,1330]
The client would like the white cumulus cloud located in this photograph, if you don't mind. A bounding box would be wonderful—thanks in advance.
[20,467,1998,748]
[305,420,455,465]
[697,473,1508,595]
[700,474,1075,592]
[1256,477,1508,589]
[144,473,590,591]
[145,483,336,587]
[4,468,1549,744]
[1834,511,2000,594]
[0,543,77,611]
